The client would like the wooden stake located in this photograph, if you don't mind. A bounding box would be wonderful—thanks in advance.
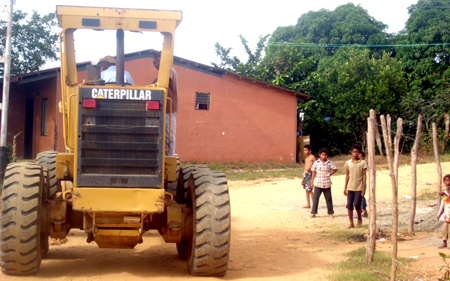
[370,110,384,156]
[391,118,402,281]
[387,115,392,144]
[376,129,384,156]
[444,115,450,152]
[433,122,442,207]
[409,115,423,234]
[366,114,377,263]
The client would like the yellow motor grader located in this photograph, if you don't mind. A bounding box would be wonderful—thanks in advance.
[0,6,230,277]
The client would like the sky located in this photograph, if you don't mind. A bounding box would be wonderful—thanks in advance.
[4,0,418,69]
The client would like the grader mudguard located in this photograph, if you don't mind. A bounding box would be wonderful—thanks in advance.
[0,6,230,277]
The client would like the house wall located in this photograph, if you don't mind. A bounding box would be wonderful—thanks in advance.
[175,67,298,163]
[2,77,57,159]
[30,78,58,158]
[5,83,27,157]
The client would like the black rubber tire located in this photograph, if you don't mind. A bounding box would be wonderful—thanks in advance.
[36,151,59,198]
[0,162,45,275]
[176,165,216,258]
[184,167,231,276]
[175,165,210,205]
[166,154,180,196]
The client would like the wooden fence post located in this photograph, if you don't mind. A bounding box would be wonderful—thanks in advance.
[387,115,392,144]
[370,110,384,156]
[391,118,402,281]
[433,122,442,207]
[409,115,423,234]
[366,113,377,263]
[443,115,449,152]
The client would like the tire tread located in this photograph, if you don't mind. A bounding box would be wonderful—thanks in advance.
[0,162,43,275]
[186,166,231,277]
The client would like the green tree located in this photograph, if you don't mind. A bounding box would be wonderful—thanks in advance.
[300,48,407,153]
[212,34,270,81]
[395,0,450,123]
[0,10,59,76]
[269,3,390,54]
[264,3,391,93]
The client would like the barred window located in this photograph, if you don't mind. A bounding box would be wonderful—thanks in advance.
[195,92,210,110]
[41,98,48,136]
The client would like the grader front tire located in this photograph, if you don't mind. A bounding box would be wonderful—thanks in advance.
[185,167,231,276]
[0,163,45,275]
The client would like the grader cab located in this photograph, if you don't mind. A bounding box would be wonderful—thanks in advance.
[0,6,230,276]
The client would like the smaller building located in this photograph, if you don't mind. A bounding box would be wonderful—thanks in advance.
[1,49,308,163]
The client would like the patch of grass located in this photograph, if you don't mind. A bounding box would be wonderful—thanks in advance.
[329,247,410,281]
[181,161,303,181]
[417,189,437,201]
[322,224,368,243]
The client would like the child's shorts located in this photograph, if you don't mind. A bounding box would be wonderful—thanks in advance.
[442,222,450,241]
[346,190,362,210]
[303,173,312,192]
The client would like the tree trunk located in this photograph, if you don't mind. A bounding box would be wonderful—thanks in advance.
[433,122,442,207]
[391,118,402,281]
[409,115,423,234]
[366,111,377,264]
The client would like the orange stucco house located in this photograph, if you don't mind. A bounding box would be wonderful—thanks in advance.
[2,49,309,163]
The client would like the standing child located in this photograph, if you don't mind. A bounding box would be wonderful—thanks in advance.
[344,144,367,228]
[437,175,450,248]
[301,145,315,209]
[311,148,338,218]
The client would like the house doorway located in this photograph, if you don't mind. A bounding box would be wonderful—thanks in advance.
[24,98,34,159]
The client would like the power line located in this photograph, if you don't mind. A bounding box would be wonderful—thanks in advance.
[267,42,450,48]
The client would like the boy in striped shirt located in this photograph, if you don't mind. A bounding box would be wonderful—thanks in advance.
[311,148,338,218]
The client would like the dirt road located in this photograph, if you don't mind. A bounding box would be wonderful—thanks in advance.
[3,162,450,281]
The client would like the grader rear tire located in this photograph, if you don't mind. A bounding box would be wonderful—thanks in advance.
[175,164,212,258]
[36,151,59,198]
[177,165,209,204]
[0,163,45,275]
[184,166,231,276]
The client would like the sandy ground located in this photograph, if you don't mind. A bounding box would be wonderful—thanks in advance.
[3,162,450,281]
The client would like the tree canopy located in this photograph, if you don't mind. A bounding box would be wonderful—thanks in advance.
[0,10,59,77]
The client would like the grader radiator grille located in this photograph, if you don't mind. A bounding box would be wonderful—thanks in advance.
[76,88,164,187]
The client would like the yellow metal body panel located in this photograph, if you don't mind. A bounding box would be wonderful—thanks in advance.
[94,229,141,249]
[165,156,177,182]
[72,188,165,213]
[55,153,74,179]
[56,6,182,27]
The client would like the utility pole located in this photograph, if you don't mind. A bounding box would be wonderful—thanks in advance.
[0,0,14,181]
